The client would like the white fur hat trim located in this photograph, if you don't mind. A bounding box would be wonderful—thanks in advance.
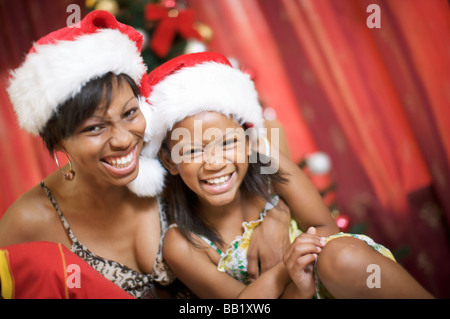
[7,29,146,135]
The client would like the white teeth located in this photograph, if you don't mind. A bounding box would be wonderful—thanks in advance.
[206,174,231,185]
[105,151,134,168]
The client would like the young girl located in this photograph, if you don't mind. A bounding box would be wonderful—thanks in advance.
[139,52,434,299]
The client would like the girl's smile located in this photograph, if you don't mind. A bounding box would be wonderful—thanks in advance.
[200,171,237,195]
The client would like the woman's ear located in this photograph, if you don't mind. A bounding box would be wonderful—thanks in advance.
[158,148,179,175]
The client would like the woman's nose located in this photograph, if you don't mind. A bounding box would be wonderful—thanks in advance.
[109,124,133,149]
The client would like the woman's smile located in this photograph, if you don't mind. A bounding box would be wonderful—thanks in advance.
[100,144,138,176]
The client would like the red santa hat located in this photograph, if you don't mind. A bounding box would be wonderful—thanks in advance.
[127,52,264,197]
[7,10,150,135]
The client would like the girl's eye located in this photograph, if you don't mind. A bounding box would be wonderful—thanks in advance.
[190,149,203,155]
[224,138,237,147]
[182,148,202,157]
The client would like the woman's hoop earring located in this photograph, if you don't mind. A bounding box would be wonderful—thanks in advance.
[54,150,75,181]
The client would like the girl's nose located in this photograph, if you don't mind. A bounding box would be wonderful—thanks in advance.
[203,147,227,170]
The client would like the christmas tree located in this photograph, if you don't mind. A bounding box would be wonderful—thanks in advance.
[86,0,213,71]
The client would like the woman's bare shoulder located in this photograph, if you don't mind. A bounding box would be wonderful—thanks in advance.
[0,183,61,246]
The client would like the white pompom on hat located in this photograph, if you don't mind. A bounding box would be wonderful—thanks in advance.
[128,52,264,197]
[7,10,150,135]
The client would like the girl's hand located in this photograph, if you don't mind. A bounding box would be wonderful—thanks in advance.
[282,227,326,298]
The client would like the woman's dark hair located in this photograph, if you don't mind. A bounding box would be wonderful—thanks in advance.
[39,72,141,155]
[162,144,288,248]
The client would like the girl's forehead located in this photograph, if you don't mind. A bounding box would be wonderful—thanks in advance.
[169,112,246,145]
[175,111,240,129]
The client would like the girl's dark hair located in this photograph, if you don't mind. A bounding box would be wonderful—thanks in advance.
[39,72,141,154]
[162,148,288,248]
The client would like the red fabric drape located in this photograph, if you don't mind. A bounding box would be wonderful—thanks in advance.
[188,0,450,298]
[0,0,84,215]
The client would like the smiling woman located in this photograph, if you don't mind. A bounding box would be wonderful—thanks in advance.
[42,72,142,166]
[0,10,173,299]
[60,74,145,184]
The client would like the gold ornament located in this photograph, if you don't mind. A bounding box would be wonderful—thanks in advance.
[95,0,119,16]
[193,21,213,43]
[85,0,96,8]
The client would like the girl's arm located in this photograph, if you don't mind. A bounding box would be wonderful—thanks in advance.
[163,227,294,299]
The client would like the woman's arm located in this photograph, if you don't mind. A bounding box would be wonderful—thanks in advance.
[274,151,339,237]
[247,151,339,279]
[262,119,339,236]
[163,227,291,299]
[246,198,291,279]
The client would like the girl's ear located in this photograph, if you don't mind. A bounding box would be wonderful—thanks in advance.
[158,148,179,175]
[246,135,253,157]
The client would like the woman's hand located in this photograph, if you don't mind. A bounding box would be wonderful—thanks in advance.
[282,227,326,298]
[247,198,291,281]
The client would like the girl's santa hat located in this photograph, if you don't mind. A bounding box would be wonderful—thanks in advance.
[7,10,166,197]
[128,52,264,197]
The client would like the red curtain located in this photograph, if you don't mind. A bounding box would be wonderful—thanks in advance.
[0,0,84,214]
[188,0,450,297]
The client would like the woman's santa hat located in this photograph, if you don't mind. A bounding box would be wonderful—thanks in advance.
[128,52,264,197]
[7,10,149,135]
[7,10,166,197]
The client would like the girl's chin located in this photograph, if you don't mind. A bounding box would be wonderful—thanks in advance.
[201,190,240,208]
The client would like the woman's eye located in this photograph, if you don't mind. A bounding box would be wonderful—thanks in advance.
[124,107,139,118]
[82,125,103,133]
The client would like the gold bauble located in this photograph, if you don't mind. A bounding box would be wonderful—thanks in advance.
[95,0,119,16]
[85,0,96,8]
[193,22,213,43]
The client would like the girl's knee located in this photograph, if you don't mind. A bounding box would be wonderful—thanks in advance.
[316,236,376,286]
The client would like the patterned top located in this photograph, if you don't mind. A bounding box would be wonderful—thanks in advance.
[40,182,175,299]
[199,195,301,284]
